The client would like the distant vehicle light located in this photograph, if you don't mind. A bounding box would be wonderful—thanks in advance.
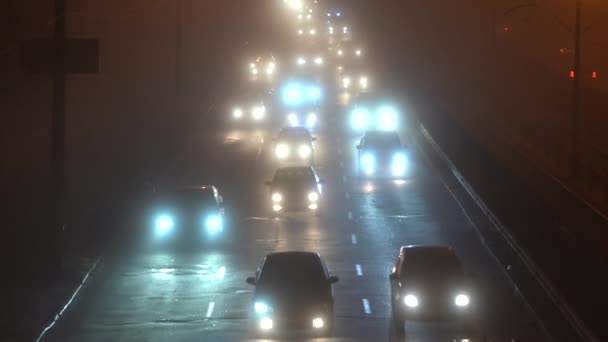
[282,84,303,105]
[361,153,375,174]
[299,145,312,159]
[233,108,243,119]
[455,294,470,307]
[329,27,334,35]
[252,106,266,120]
[351,108,370,131]
[342,77,351,89]
[343,26,348,34]
[391,153,407,176]
[155,215,174,235]
[337,49,343,56]
[308,202,318,210]
[254,302,269,314]
[308,86,321,101]
[251,68,259,75]
[312,317,324,328]
[355,49,362,56]
[272,193,283,202]
[249,63,256,69]
[359,76,368,89]
[404,294,419,307]
[306,112,317,128]
[259,317,273,330]
[309,28,316,35]
[297,57,307,65]
[275,144,290,159]
[308,191,319,202]
[314,57,323,65]
[288,113,299,126]
[297,29,304,35]
[378,106,398,131]
[272,204,282,212]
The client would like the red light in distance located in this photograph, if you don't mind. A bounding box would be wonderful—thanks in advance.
[570,70,575,78]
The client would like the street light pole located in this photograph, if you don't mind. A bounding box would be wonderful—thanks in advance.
[571,0,582,177]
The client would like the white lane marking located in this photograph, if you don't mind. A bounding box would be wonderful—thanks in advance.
[347,211,353,220]
[356,264,363,276]
[342,175,347,183]
[345,192,351,200]
[206,302,215,318]
[362,298,371,314]
[351,233,357,244]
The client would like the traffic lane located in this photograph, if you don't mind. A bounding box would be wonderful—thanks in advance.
[335,130,550,341]
[43,123,376,341]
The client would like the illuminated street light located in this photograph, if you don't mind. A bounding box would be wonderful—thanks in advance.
[283,0,303,11]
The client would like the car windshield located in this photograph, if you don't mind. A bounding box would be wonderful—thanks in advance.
[400,251,464,280]
[157,189,217,209]
[273,168,315,185]
[257,255,327,291]
[278,129,310,142]
[364,132,401,149]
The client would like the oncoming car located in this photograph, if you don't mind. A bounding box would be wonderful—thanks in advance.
[246,251,339,337]
[286,107,319,130]
[273,127,316,165]
[357,130,409,179]
[349,93,400,132]
[265,166,324,213]
[389,245,476,336]
[150,186,225,242]
[230,93,267,124]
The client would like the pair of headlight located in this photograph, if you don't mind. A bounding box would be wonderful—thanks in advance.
[403,294,470,308]
[350,106,399,131]
[154,214,222,235]
[275,144,312,159]
[255,301,324,330]
[232,106,265,120]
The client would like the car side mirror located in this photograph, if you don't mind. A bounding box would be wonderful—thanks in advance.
[246,277,256,285]
[328,275,339,284]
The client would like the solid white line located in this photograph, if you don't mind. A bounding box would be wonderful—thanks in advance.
[347,211,353,220]
[356,264,363,276]
[362,298,371,314]
[351,234,357,244]
[206,302,215,318]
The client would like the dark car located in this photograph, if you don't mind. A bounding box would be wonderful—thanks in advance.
[150,186,224,242]
[357,130,409,179]
[265,166,324,213]
[272,127,316,165]
[390,245,476,336]
[246,251,339,336]
[229,92,267,124]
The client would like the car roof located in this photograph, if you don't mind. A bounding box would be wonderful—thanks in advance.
[264,251,322,264]
[276,165,315,173]
[399,245,457,259]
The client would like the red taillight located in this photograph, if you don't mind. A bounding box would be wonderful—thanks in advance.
[560,48,565,54]
[570,70,575,78]
[503,24,509,32]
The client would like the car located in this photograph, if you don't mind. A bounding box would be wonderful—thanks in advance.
[285,106,319,130]
[389,245,476,336]
[246,251,339,336]
[229,93,267,124]
[150,186,225,242]
[246,53,277,82]
[349,93,400,132]
[265,166,323,213]
[356,130,409,179]
[273,127,316,165]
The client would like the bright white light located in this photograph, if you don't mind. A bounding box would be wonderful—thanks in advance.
[314,57,323,65]
[329,26,334,35]
[343,26,348,34]
[309,28,316,35]
[359,76,368,89]
[306,113,317,127]
[265,67,274,75]
[312,317,324,328]
[306,14,312,19]
[155,215,174,235]
[404,294,419,307]
[297,14,303,19]
[308,203,318,210]
[259,317,273,330]
[361,153,375,174]
[251,68,259,75]
[272,204,282,212]
[364,182,374,192]
[391,153,407,177]
[342,77,351,89]
[268,62,275,69]
[455,294,470,307]
[298,29,304,35]
[249,63,255,68]
[252,106,266,120]
[288,113,299,126]
[233,108,243,119]
[351,108,369,131]
[275,144,289,159]
[272,193,283,202]
[205,215,222,233]
[356,49,362,56]
[297,57,307,65]
[308,191,319,201]
[378,106,398,131]
[337,49,343,56]
[254,302,269,314]
[336,12,341,16]
[299,145,312,159]
[284,0,303,11]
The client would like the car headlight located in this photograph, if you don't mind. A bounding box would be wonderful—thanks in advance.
[404,294,419,307]
[342,77,351,88]
[351,108,369,131]
[259,317,273,330]
[204,214,222,233]
[154,215,174,235]
[378,106,398,131]
[272,193,282,202]
[252,106,265,120]
[314,57,323,65]
[233,108,243,119]
[308,191,319,202]
[306,112,317,127]
[361,153,375,174]
[298,145,312,159]
[391,153,407,176]
[312,317,324,329]
[359,76,368,89]
[288,113,299,126]
[275,144,289,159]
[251,68,258,75]
[454,294,470,307]
[297,57,306,65]
[254,301,269,314]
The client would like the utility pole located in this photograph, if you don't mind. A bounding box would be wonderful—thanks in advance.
[51,0,66,268]
[571,0,582,177]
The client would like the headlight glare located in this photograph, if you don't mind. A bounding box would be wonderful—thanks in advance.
[404,294,419,307]
[312,317,324,328]
[378,106,398,131]
[155,215,174,235]
[259,317,273,330]
[361,153,375,174]
[308,191,319,202]
[351,108,369,131]
[391,153,408,176]
[298,145,312,158]
[275,144,289,159]
[272,193,282,202]
[254,301,269,314]
[455,294,470,307]
[205,215,222,233]
[233,108,243,119]
[306,113,317,127]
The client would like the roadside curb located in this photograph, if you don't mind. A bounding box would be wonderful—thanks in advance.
[414,121,598,342]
